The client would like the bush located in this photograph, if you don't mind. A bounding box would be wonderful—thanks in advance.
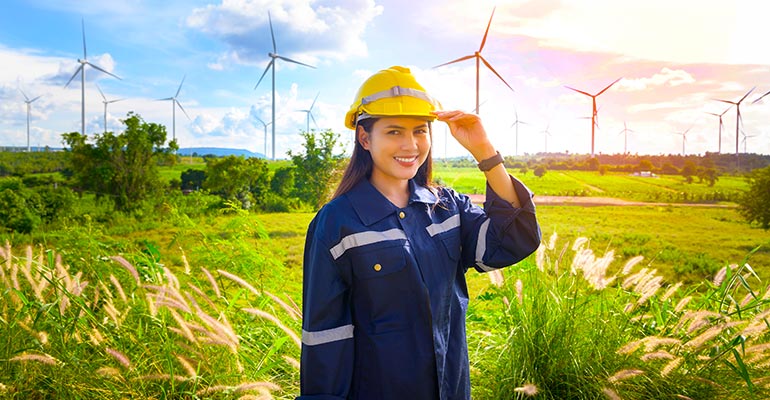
[739,165,770,229]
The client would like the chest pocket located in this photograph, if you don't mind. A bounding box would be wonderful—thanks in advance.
[350,242,407,280]
[439,231,462,263]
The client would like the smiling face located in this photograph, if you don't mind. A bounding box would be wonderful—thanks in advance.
[358,116,432,193]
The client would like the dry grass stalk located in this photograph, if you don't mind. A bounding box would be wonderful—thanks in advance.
[10,352,60,365]
[201,267,221,298]
[106,348,132,369]
[264,290,302,320]
[660,282,683,302]
[547,231,558,251]
[283,355,300,369]
[175,354,198,378]
[713,266,728,286]
[675,395,694,400]
[643,337,681,352]
[234,381,281,393]
[110,255,140,286]
[602,388,621,400]
[487,269,504,287]
[535,244,546,272]
[641,351,675,362]
[196,308,239,352]
[515,279,523,305]
[243,307,302,349]
[136,373,187,382]
[513,383,538,396]
[621,268,648,290]
[218,269,261,297]
[168,308,197,343]
[164,267,181,290]
[187,282,219,311]
[181,249,191,275]
[621,255,644,276]
[109,274,127,303]
[572,237,589,251]
[661,356,683,376]
[617,339,643,355]
[674,296,692,313]
[89,327,105,346]
[684,325,726,350]
[95,367,122,378]
[608,369,644,383]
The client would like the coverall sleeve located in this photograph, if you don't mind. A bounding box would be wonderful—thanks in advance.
[458,174,541,271]
[297,217,354,400]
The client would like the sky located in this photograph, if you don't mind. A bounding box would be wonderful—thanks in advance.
[1,0,769,159]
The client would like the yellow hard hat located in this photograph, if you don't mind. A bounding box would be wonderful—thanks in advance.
[344,66,441,130]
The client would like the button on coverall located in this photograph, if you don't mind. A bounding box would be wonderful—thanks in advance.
[298,176,540,400]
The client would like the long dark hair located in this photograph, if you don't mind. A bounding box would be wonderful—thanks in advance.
[332,118,434,200]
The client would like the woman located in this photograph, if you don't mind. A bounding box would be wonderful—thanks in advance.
[298,66,540,400]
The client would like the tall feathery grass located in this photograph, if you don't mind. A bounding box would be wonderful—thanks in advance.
[0,242,300,399]
[469,233,770,400]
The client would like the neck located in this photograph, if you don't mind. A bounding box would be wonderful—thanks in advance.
[369,172,410,208]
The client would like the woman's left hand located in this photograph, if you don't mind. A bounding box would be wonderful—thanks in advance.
[433,110,496,161]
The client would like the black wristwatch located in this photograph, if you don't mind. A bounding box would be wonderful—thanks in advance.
[477,151,503,172]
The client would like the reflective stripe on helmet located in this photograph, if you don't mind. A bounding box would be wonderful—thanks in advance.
[360,85,440,108]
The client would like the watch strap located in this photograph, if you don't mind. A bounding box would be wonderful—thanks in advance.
[477,151,503,172]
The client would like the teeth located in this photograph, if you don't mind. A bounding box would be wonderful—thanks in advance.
[395,156,417,163]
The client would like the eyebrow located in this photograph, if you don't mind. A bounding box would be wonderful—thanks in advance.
[383,123,429,130]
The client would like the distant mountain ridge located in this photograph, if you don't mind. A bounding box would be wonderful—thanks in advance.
[178,147,264,158]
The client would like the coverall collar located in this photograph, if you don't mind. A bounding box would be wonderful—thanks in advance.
[347,178,438,226]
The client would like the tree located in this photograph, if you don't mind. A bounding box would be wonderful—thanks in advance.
[288,129,345,209]
[738,165,770,230]
[181,168,206,191]
[203,155,270,209]
[270,166,295,197]
[62,112,177,211]
[534,165,547,178]
[681,160,697,184]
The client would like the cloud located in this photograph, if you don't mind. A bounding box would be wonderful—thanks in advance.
[186,0,383,66]
[619,68,696,91]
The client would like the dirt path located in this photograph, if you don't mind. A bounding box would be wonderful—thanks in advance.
[467,194,736,208]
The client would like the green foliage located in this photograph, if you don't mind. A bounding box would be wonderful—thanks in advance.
[739,165,770,229]
[534,165,547,177]
[270,166,295,197]
[0,177,76,234]
[203,155,270,209]
[288,129,345,209]
[180,168,206,191]
[681,160,697,183]
[61,112,178,212]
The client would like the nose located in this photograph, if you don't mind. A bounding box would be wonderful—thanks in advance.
[400,132,419,150]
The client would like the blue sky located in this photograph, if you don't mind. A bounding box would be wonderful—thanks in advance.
[2,0,769,158]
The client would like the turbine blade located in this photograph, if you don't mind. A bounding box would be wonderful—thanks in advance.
[738,86,756,103]
[82,19,87,59]
[479,55,514,91]
[176,75,186,98]
[276,55,316,69]
[479,7,496,52]
[107,98,124,103]
[157,97,174,101]
[177,100,192,120]
[30,95,42,103]
[254,60,274,89]
[752,90,770,104]
[714,99,736,105]
[96,83,106,101]
[87,62,122,80]
[268,11,277,53]
[255,116,265,126]
[64,65,83,88]
[596,77,622,96]
[310,92,319,110]
[18,89,29,101]
[310,112,318,127]
[565,85,592,97]
[433,54,475,69]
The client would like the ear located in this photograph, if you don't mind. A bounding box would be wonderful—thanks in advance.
[357,125,371,150]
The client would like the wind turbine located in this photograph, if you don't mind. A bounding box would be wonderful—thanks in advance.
[741,131,757,154]
[753,89,770,105]
[715,87,755,157]
[19,89,42,152]
[565,78,621,156]
[510,105,527,156]
[255,11,316,160]
[255,116,272,159]
[617,121,635,154]
[433,7,514,115]
[540,123,552,154]
[672,126,692,156]
[158,76,191,144]
[705,107,731,153]
[297,92,319,133]
[64,19,121,136]
[96,84,123,134]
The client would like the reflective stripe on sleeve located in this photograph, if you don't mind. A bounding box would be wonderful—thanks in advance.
[475,219,495,271]
[329,228,407,260]
[425,214,461,237]
[302,324,355,346]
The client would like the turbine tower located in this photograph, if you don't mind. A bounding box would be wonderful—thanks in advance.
[158,76,191,144]
[433,7,514,115]
[297,92,319,133]
[255,116,272,159]
[510,105,527,156]
[96,84,123,134]
[255,11,316,160]
[741,131,757,154]
[715,87,754,157]
[705,107,731,153]
[64,19,121,136]
[540,123,552,154]
[673,126,692,156]
[19,89,42,152]
[565,78,621,156]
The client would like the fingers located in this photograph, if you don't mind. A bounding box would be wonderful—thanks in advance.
[433,110,480,124]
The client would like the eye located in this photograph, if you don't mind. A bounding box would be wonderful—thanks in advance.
[414,128,428,135]
[387,129,401,135]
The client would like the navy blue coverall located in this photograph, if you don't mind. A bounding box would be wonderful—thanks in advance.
[298,176,540,400]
